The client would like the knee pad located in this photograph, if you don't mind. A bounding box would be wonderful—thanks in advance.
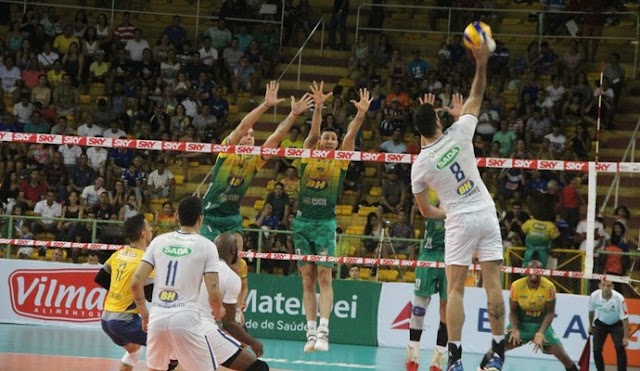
[121,347,142,367]
[412,306,426,317]
[413,296,430,317]
[437,321,448,346]
[247,359,270,371]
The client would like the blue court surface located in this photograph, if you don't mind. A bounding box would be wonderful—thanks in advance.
[0,323,610,370]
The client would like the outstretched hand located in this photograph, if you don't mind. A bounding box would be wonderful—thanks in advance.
[443,93,464,120]
[291,93,314,116]
[264,80,286,108]
[309,81,333,105]
[418,93,436,106]
[351,88,373,113]
[471,41,491,66]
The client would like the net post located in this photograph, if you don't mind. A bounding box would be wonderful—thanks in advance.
[584,161,597,281]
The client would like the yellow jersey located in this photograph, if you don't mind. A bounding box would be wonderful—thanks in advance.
[510,276,556,323]
[103,246,154,314]
[238,258,248,280]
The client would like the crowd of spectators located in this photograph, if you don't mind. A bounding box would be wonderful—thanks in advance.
[0,1,636,288]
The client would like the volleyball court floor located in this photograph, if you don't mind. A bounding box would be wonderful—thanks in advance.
[3,322,630,371]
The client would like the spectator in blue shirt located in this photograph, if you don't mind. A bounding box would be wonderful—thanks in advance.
[407,49,430,87]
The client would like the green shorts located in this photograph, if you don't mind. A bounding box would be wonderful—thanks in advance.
[292,217,336,268]
[201,214,244,242]
[506,321,561,346]
[523,248,550,269]
[415,251,447,300]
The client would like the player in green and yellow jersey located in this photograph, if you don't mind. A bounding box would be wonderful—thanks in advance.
[201,81,313,254]
[407,188,448,371]
[521,215,560,268]
[295,81,371,353]
[95,214,166,371]
[479,260,578,371]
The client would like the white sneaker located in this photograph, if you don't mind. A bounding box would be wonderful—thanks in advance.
[304,330,317,353]
[314,325,329,351]
[406,343,420,370]
[430,349,445,370]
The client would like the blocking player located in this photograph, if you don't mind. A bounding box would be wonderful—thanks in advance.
[406,189,448,371]
[131,196,224,371]
[198,232,269,371]
[96,213,169,371]
[411,42,506,371]
[479,260,579,371]
[295,81,371,353]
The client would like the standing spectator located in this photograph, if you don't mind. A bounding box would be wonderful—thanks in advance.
[580,0,607,62]
[114,12,135,46]
[163,15,187,47]
[603,53,625,109]
[559,174,582,234]
[589,278,629,371]
[521,213,560,268]
[328,0,349,50]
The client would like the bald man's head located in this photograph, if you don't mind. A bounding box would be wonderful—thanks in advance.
[214,232,238,265]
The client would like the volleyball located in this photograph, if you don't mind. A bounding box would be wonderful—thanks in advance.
[463,21,496,52]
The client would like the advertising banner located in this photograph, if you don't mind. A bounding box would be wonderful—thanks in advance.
[0,259,103,327]
[244,273,380,346]
[377,282,640,366]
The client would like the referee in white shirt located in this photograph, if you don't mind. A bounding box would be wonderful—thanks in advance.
[589,278,629,371]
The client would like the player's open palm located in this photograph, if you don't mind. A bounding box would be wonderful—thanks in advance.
[509,328,521,346]
[309,81,333,105]
[291,93,313,116]
[264,80,286,107]
[532,331,544,352]
[444,93,464,120]
[351,88,372,113]
[418,93,436,106]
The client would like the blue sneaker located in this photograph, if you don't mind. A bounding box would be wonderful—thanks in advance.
[482,353,503,371]
[447,359,463,371]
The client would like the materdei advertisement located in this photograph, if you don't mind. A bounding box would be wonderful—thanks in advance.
[0,259,104,327]
[377,283,640,366]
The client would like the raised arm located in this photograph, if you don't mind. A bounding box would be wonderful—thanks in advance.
[341,88,372,152]
[227,80,285,145]
[304,81,332,149]
[460,43,490,117]
[262,93,314,159]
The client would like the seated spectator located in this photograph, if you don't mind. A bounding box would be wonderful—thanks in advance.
[43,152,68,201]
[537,138,555,160]
[232,56,259,103]
[124,28,149,62]
[377,166,408,216]
[562,40,584,85]
[13,93,34,125]
[84,250,102,265]
[67,153,95,195]
[544,125,567,158]
[156,201,177,225]
[569,125,591,161]
[32,189,62,235]
[388,209,415,258]
[50,247,65,262]
[121,157,147,208]
[58,190,84,262]
[561,93,585,126]
[378,128,407,178]
[387,50,406,90]
[526,107,551,143]
[497,167,526,211]
[266,183,290,222]
[603,52,625,109]
[52,74,79,115]
[19,169,47,209]
[50,116,74,135]
[86,145,108,177]
[81,175,106,208]
[147,160,175,201]
[0,56,21,93]
[254,202,279,239]
[38,42,60,71]
[16,222,35,259]
[280,166,300,201]
[31,74,52,107]
[88,50,109,84]
[347,265,361,280]
[477,99,499,142]
[47,60,65,89]
[378,99,409,138]
[53,25,79,54]
[492,120,517,157]
[118,194,141,221]
[77,112,103,137]
[502,200,530,245]
[105,146,135,188]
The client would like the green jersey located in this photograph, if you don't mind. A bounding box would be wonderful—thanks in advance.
[419,218,445,257]
[296,158,348,220]
[201,137,266,217]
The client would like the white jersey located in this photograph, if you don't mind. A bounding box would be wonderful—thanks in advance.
[142,231,220,319]
[589,289,628,325]
[198,261,241,326]
[411,114,495,216]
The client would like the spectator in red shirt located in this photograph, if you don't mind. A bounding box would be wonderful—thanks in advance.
[558,175,582,234]
[19,169,47,209]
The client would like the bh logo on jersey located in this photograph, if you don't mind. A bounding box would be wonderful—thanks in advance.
[159,290,179,303]
[226,174,245,188]
[457,180,475,196]
[162,246,192,257]
[305,178,328,191]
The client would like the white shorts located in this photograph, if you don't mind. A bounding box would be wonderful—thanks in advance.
[444,208,503,266]
[147,311,218,371]
[201,321,242,365]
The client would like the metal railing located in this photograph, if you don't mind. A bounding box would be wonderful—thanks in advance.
[599,117,640,214]
[276,17,325,89]
[5,0,285,51]
[356,3,640,78]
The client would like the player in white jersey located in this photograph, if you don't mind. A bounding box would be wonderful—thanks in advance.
[411,42,505,371]
[198,232,270,370]
[131,196,224,371]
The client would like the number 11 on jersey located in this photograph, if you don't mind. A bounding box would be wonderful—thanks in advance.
[166,260,178,286]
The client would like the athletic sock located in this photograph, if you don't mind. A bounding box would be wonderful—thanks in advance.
[492,338,505,359]
[447,342,462,364]
[319,318,329,329]
[409,328,422,342]
[307,321,317,332]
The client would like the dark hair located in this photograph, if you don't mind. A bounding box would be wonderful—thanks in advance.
[87,250,99,257]
[413,104,438,138]
[123,213,146,242]
[610,221,627,246]
[178,196,202,227]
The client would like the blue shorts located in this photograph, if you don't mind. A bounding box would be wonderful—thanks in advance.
[101,316,147,346]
